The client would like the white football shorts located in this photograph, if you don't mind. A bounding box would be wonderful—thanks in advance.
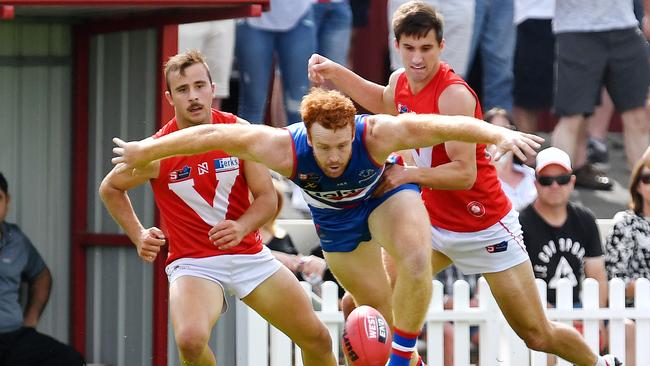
[165,246,282,313]
[431,208,529,275]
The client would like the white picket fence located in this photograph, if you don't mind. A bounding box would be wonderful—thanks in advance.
[235,277,650,366]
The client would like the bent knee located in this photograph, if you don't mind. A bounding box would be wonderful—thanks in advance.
[175,326,210,358]
[397,251,431,280]
[515,322,554,352]
[297,323,333,355]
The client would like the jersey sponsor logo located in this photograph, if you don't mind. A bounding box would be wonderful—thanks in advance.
[358,169,376,179]
[299,172,321,182]
[486,240,508,253]
[170,165,191,181]
[303,182,320,190]
[467,201,486,217]
[397,103,409,114]
[198,162,210,175]
[304,186,366,201]
[213,157,239,172]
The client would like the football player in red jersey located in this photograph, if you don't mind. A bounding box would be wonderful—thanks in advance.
[99,51,337,366]
[308,1,621,366]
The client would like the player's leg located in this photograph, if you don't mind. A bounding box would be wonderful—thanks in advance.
[169,276,225,366]
[368,189,432,332]
[242,265,337,366]
[369,189,433,366]
[324,240,394,326]
[483,261,602,366]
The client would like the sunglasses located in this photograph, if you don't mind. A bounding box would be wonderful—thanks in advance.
[537,174,572,186]
[640,174,650,184]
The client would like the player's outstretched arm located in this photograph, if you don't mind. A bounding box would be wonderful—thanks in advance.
[308,53,394,114]
[365,113,544,162]
[111,123,294,177]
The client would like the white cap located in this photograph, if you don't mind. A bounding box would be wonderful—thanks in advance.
[535,147,572,173]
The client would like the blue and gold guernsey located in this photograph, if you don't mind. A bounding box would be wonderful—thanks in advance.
[286,115,419,252]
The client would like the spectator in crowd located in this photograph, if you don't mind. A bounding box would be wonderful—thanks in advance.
[178,20,235,110]
[520,148,636,365]
[551,0,650,190]
[387,0,475,78]
[512,0,555,133]
[0,172,85,366]
[605,159,650,305]
[235,0,315,125]
[485,108,537,211]
[313,0,352,67]
[520,147,608,307]
[467,0,515,112]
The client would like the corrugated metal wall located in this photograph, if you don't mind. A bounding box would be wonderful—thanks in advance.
[0,22,73,343]
[85,29,158,366]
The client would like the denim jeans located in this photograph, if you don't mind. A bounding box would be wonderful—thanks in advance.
[235,9,316,125]
[468,0,515,111]
[313,1,352,66]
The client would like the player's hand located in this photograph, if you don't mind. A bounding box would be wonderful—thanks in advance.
[136,227,166,263]
[643,16,650,41]
[372,164,414,197]
[273,252,301,273]
[299,255,327,279]
[308,53,338,85]
[493,129,544,162]
[209,220,246,250]
[111,137,152,174]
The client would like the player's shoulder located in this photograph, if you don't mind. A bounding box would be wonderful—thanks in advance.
[388,68,406,87]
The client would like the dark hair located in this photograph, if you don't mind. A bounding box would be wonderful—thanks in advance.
[483,108,524,165]
[392,0,444,44]
[629,160,647,215]
[0,172,7,195]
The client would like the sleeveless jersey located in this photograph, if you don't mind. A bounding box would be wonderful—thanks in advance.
[394,62,511,232]
[150,110,262,265]
[286,115,384,210]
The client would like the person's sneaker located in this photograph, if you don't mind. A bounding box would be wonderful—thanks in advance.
[602,354,623,366]
[587,138,609,163]
[574,164,613,190]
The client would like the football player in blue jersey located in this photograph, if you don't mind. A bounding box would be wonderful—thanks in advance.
[112,88,542,366]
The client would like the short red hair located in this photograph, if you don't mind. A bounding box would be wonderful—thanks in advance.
[300,88,356,132]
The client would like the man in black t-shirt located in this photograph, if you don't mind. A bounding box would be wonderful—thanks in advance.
[519,147,608,307]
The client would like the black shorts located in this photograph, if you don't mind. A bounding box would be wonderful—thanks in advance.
[514,19,555,109]
[554,27,650,117]
[0,327,85,366]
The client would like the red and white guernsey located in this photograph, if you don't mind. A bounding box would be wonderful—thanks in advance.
[394,62,511,232]
[150,110,263,265]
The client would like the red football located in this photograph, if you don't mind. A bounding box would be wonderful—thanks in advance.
[341,305,392,366]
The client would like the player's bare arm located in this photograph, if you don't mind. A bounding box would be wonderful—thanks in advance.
[99,156,165,263]
[209,161,277,250]
[365,113,543,164]
[111,123,295,177]
[308,53,395,114]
